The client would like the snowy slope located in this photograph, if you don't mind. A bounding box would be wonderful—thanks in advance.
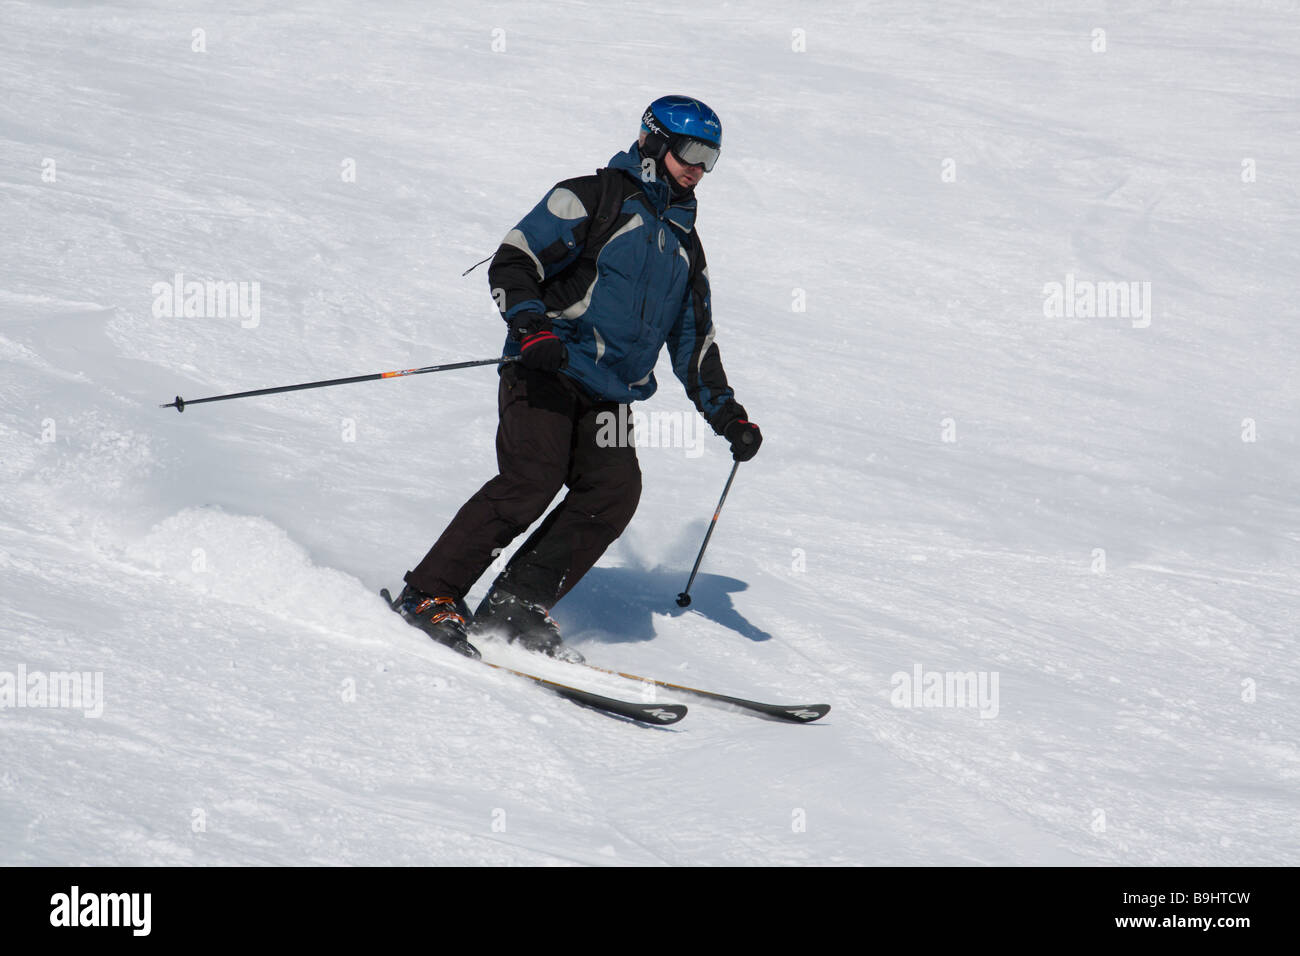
[2,0,1297,865]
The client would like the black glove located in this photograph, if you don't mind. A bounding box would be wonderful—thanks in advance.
[511,312,567,372]
[519,329,568,371]
[724,418,762,461]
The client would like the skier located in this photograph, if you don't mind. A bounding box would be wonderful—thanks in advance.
[392,95,762,662]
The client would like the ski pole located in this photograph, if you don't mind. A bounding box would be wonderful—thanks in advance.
[676,459,741,608]
[160,355,518,413]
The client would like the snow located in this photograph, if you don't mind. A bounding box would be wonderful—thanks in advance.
[2,0,1297,865]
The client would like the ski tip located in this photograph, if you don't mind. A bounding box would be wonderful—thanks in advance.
[782,704,831,723]
[640,704,688,725]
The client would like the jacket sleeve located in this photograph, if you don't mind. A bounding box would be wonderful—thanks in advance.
[666,237,747,434]
[487,175,604,329]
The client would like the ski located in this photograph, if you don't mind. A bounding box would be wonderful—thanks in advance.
[478,659,687,726]
[380,588,686,726]
[573,661,829,723]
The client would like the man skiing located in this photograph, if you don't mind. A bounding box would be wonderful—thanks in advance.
[392,95,762,662]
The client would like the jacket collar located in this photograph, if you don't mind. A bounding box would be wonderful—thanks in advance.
[609,144,698,233]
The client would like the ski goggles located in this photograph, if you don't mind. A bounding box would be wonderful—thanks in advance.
[670,136,721,172]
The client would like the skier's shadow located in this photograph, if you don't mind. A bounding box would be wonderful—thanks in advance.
[554,566,772,644]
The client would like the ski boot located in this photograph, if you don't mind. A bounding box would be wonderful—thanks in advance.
[392,584,480,660]
[471,587,585,663]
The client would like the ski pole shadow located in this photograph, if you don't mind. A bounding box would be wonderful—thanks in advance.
[553,565,772,644]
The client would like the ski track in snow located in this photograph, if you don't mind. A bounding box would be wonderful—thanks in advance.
[1,1,1297,865]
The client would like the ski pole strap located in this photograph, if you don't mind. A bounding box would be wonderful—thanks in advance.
[461,253,494,277]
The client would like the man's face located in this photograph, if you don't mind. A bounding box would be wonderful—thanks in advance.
[663,149,704,190]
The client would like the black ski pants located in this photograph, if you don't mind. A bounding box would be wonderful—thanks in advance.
[405,363,641,607]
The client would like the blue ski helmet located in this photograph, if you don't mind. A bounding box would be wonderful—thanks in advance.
[640,95,722,172]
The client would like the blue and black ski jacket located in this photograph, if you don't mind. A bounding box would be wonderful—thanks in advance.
[487,144,746,434]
